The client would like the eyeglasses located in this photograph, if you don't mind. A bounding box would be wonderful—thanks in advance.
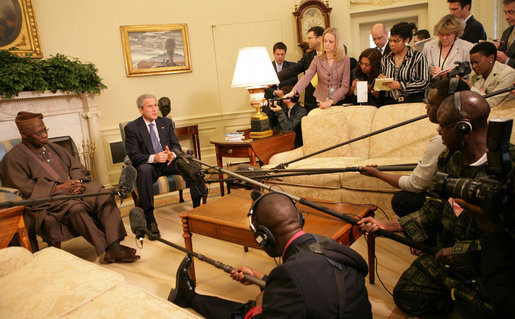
[30,128,50,137]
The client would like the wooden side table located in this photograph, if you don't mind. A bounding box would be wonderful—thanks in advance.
[175,124,201,160]
[0,206,32,251]
[209,132,295,196]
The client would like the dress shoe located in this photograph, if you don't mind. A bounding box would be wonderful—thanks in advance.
[147,222,161,240]
[120,244,137,255]
[168,255,196,307]
[104,249,141,263]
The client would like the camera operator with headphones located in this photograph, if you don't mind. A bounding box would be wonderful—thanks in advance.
[454,184,515,319]
[168,192,372,319]
[359,91,515,318]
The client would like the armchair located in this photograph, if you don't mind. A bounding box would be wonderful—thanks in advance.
[0,136,81,252]
[118,122,206,207]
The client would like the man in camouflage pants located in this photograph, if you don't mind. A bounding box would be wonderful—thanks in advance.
[359,91,515,318]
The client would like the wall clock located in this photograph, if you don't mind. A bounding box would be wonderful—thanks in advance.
[293,0,332,51]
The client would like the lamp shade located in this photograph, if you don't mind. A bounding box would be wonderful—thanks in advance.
[231,46,279,88]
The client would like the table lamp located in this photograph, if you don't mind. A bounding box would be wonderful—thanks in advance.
[231,46,279,138]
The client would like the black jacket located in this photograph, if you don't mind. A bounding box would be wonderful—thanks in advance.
[256,234,372,319]
[499,26,515,68]
[461,15,487,44]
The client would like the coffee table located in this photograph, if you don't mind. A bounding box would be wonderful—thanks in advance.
[179,189,376,284]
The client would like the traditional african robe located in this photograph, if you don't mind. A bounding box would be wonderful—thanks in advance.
[0,142,126,255]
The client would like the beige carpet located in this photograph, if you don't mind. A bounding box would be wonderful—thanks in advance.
[48,189,414,318]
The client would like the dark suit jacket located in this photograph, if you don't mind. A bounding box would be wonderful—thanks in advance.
[273,60,297,88]
[265,60,298,99]
[461,15,487,44]
[275,103,307,148]
[500,26,515,68]
[277,50,318,110]
[124,116,181,167]
[378,42,391,57]
[255,234,372,319]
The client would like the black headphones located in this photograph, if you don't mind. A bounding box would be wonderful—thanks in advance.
[453,91,473,135]
[448,77,459,95]
[248,192,304,250]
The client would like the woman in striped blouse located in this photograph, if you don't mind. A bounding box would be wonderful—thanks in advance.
[378,22,430,105]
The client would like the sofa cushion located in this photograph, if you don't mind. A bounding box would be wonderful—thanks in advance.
[0,247,124,318]
[64,282,202,318]
[301,107,350,158]
[270,157,366,188]
[339,157,422,192]
[306,105,377,158]
[369,103,437,158]
[0,246,33,278]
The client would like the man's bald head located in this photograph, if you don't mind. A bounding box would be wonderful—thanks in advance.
[253,193,303,256]
[371,23,388,49]
[437,91,490,129]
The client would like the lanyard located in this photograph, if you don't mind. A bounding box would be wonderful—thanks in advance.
[439,39,456,69]
[329,59,336,98]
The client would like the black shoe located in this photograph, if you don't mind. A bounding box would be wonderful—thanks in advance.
[168,255,196,307]
[147,222,161,240]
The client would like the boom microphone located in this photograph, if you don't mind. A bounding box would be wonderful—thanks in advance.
[118,165,137,204]
[128,206,266,288]
[129,207,146,245]
[251,189,263,201]
[173,148,207,190]
[483,85,515,99]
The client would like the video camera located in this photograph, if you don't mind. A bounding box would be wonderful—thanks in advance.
[435,119,513,225]
[447,61,472,78]
[262,94,299,108]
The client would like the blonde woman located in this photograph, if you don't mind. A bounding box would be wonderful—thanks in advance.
[422,14,474,77]
[284,27,350,109]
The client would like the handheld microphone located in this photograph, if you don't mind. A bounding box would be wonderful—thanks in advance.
[129,207,147,245]
[251,189,263,201]
[117,165,137,204]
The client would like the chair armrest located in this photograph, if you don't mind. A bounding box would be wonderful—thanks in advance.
[0,187,22,201]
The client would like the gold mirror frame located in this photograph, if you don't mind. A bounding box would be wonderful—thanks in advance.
[0,0,42,58]
[120,24,192,77]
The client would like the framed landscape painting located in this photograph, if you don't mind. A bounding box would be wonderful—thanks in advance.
[120,24,192,77]
[0,0,42,58]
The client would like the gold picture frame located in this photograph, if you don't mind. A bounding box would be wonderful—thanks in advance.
[0,0,42,58]
[120,24,192,77]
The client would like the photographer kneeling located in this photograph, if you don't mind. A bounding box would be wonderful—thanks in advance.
[358,91,515,318]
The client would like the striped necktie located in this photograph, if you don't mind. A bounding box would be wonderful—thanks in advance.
[149,123,163,153]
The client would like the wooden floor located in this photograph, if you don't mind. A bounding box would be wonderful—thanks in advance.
[48,188,416,319]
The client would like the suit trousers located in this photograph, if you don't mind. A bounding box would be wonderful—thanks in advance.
[189,294,251,319]
[135,161,203,224]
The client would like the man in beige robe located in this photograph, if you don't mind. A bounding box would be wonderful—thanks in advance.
[0,111,139,263]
